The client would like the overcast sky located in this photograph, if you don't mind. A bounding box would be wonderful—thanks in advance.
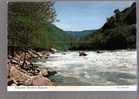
[53,1,135,31]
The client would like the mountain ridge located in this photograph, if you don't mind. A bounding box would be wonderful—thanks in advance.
[66,29,97,39]
[71,2,136,50]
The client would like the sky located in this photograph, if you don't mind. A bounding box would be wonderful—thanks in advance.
[53,1,135,31]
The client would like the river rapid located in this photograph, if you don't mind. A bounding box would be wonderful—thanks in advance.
[35,50,137,86]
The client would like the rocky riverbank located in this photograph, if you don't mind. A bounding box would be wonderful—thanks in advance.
[8,49,57,86]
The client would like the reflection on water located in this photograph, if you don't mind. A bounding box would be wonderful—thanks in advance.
[35,50,137,86]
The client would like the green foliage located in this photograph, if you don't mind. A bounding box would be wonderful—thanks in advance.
[8,2,56,49]
[8,2,71,51]
[38,23,72,50]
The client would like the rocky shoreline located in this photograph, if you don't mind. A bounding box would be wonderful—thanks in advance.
[8,49,57,86]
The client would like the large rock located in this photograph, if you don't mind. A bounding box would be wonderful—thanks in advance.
[9,66,52,86]
[48,70,57,77]
[9,66,32,86]
[31,75,52,86]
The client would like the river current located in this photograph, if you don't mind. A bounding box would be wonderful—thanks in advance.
[35,50,137,86]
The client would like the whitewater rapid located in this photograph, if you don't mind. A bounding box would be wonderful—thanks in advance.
[35,50,137,86]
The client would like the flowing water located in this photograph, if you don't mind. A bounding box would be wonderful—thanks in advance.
[35,50,137,86]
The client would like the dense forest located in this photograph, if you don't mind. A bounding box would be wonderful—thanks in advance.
[71,2,136,50]
[8,1,71,55]
[8,2,136,53]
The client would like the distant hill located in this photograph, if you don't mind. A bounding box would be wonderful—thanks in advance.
[66,30,97,39]
[72,2,136,50]
[38,23,72,50]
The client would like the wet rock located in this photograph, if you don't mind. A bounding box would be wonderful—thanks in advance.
[96,50,103,53]
[47,69,57,77]
[79,51,87,56]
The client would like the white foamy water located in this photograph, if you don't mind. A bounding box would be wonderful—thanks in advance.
[35,50,137,86]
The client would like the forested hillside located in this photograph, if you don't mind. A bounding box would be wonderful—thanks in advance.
[8,2,71,53]
[38,23,71,50]
[73,2,136,50]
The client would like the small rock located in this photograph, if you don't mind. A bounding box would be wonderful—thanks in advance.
[8,79,14,86]
[38,52,43,57]
[10,59,18,64]
[11,83,17,86]
[41,69,48,77]
[96,50,103,53]
[47,69,57,76]
[79,51,87,56]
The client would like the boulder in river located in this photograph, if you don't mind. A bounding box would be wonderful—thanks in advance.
[79,51,87,56]
[47,68,57,77]
[96,50,103,53]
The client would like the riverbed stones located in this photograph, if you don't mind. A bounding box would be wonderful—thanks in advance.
[8,49,55,86]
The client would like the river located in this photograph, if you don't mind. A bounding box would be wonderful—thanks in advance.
[35,50,137,86]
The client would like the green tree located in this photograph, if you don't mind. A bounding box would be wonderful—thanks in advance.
[8,2,56,56]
